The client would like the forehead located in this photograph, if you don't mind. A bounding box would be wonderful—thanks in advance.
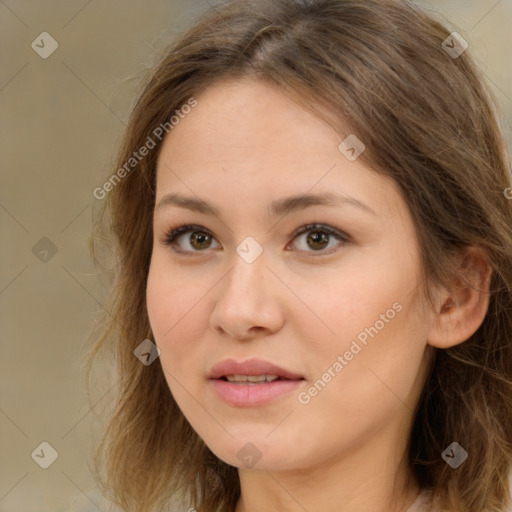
[154,78,406,225]
[158,78,339,163]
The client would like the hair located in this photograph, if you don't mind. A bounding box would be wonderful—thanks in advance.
[86,0,512,510]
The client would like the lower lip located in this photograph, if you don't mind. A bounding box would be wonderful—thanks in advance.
[210,378,305,407]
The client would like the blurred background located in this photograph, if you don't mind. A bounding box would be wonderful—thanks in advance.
[1,1,511,510]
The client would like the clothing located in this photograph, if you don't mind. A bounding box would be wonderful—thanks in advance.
[405,490,433,512]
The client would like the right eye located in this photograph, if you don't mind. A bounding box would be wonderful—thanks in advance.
[162,224,221,255]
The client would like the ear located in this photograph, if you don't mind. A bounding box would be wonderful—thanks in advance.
[427,247,492,349]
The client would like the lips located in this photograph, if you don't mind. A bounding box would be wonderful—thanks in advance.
[208,358,305,407]
[208,358,304,381]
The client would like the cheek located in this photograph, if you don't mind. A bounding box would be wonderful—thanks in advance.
[302,245,426,400]
[311,248,419,347]
[309,299,427,427]
[146,256,206,367]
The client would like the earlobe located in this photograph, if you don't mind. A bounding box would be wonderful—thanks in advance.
[427,247,492,349]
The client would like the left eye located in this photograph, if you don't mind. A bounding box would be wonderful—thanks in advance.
[290,224,348,254]
[162,223,349,256]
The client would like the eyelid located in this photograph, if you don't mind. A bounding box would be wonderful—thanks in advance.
[161,222,350,256]
[287,223,349,255]
[161,224,220,256]
[289,223,348,242]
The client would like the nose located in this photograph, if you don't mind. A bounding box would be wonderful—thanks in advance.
[209,248,285,341]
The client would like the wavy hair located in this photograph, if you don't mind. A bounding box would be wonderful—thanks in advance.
[87,0,512,510]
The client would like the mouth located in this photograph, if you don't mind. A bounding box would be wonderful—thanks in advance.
[208,358,306,406]
[217,374,301,384]
[208,357,305,381]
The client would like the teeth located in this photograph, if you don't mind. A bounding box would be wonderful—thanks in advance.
[225,374,280,383]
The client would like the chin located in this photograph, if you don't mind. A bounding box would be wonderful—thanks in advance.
[202,434,306,471]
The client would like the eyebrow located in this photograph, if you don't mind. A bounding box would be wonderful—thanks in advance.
[156,192,376,218]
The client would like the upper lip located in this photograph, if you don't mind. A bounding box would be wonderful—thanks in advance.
[209,358,304,380]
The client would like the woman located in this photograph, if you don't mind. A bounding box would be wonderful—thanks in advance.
[88,0,512,510]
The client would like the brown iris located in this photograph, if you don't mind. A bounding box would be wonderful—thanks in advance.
[190,231,212,250]
[187,229,331,251]
[306,231,329,250]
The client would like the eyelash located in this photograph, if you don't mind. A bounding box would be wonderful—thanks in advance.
[161,222,350,257]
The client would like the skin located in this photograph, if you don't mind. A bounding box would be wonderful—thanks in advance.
[146,78,491,512]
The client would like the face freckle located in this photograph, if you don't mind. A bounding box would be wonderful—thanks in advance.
[146,77,433,476]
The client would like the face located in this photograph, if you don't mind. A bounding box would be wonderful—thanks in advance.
[146,78,435,472]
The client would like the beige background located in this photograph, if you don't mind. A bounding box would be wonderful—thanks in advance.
[1,1,511,511]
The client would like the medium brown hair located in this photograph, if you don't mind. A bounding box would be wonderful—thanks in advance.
[87,0,512,510]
